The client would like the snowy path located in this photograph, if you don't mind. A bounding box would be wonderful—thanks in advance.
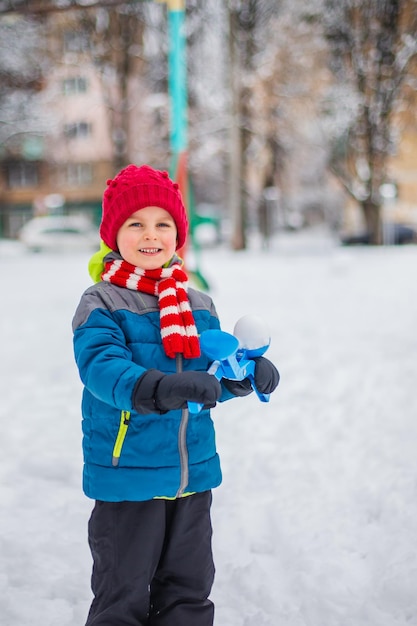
[1,232,416,625]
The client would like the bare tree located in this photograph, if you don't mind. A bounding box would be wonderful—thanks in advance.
[324,0,417,244]
[227,0,279,249]
[0,16,46,151]
[66,4,147,172]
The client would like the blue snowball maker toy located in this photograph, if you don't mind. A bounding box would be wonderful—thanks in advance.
[188,315,271,414]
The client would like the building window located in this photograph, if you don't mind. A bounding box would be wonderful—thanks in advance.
[6,161,39,188]
[66,163,93,186]
[63,30,90,53]
[62,76,88,95]
[64,122,92,139]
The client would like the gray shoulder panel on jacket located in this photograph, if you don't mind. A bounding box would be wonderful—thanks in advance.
[73,283,217,331]
[72,282,157,330]
[188,287,216,313]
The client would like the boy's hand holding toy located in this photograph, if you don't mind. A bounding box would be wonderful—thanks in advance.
[133,369,221,414]
[223,356,280,397]
[189,315,279,414]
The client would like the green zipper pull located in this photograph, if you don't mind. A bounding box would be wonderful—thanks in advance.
[112,410,131,467]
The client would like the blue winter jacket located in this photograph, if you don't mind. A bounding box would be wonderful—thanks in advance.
[72,278,233,502]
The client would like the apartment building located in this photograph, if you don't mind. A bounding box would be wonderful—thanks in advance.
[0,7,163,238]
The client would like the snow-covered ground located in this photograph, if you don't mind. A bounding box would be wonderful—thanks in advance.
[1,229,416,626]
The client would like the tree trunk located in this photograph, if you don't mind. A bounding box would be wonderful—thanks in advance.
[362,199,383,245]
[228,8,246,250]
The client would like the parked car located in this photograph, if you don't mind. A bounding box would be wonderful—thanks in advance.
[341,223,417,246]
[19,214,99,252]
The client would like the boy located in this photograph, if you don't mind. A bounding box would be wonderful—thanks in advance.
[72,164,279,625]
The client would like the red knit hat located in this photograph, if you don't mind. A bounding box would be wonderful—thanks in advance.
[100,164,188,251]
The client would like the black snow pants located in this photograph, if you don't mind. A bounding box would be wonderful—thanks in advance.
[85,490,215,626]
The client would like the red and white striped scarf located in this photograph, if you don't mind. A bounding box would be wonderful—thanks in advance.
[102,259,201,359]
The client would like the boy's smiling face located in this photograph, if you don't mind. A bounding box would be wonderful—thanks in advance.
[116,206,178,269]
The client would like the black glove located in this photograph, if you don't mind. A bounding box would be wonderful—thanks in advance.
[252,356,280,393]
[132,369,221,414]
[222,377,253,397]
[223,356,280,397]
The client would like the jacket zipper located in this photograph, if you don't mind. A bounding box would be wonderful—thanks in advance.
[112,410,131,467]
[175,353,189,497]
[111,362,190,495]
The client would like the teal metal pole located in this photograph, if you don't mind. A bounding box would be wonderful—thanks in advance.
[167,1,187,157]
